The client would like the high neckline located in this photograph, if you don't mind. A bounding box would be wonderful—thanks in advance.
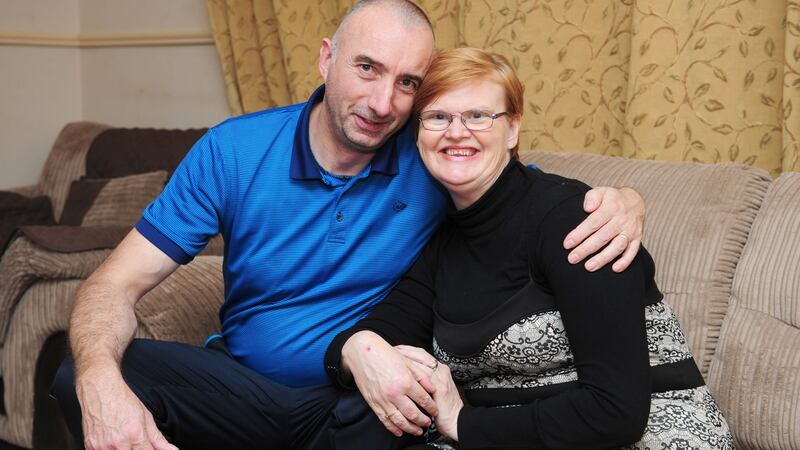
[447,160,533,237]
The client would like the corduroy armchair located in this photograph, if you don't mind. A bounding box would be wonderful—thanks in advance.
[0,122,224,449]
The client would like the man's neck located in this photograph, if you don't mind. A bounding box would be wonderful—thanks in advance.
[308,102,375,177]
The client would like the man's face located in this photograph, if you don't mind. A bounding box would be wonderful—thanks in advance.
[319,7,434,154]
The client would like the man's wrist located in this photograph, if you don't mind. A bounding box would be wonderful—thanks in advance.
[341,330,381,373]
[325,329,381,388]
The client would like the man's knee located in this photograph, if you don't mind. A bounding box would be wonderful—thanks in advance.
[51,357,76,404]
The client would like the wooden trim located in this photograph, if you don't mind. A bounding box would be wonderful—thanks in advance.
[0,30,214,48]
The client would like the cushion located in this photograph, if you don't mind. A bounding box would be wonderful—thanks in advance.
[36,121,111,222]
[59,178,108,226]
[0,192,55,252]
[708,172,800,448]
[519,150,772,376]
[85,127,207,179]
[19,225,130,253]
[60,171,168,227]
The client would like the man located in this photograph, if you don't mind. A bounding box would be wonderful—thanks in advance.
[52,1,645,449]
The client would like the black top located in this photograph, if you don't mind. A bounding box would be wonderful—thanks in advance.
[325,161,663,449]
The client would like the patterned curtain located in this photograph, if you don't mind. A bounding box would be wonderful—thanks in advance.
[206,0,800,175]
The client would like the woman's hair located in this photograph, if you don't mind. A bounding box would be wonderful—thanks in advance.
[414,47,525,158]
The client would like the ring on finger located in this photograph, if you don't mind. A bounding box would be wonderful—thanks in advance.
[619,232,629,242]
[428,360,439,371]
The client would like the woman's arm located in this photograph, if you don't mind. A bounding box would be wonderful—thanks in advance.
[457,187,653,449]
[323,239,442,437]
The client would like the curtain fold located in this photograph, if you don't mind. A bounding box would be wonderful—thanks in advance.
[206,0,799,175]
[784,2,800,172]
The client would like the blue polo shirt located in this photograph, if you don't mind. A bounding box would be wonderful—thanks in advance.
[136,86,448,387]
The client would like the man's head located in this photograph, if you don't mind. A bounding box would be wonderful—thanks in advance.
[318,0,435,154]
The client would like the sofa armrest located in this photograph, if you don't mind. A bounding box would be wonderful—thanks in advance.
[0,236,111,345]
[5,185,40,198]
[135,256,224,346]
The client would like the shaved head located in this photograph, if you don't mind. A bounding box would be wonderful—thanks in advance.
[331,0,434,60]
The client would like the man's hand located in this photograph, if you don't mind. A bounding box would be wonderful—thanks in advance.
[564,186,645,272]
[69,230,180,450]
[395,346,463,441]
[77,365,177,450]
[341,331,438,437]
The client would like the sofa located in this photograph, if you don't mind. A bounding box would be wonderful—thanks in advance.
[520,151,799,450]
[0,122,797,449]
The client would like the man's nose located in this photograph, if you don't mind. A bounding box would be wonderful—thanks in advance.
[367,80,394,118]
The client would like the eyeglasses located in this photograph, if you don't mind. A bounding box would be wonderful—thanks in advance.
[418,110,509,131]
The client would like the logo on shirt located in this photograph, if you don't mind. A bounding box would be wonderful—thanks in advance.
[392,200,407,212]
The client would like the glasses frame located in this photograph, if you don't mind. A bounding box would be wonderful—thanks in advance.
[418,110,509,131]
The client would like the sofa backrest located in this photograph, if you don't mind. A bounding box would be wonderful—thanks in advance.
[85,127,207,179]
[519,150,772,376]
[37,122,111,221]
[38,122,208,223]
[707,172,800,449]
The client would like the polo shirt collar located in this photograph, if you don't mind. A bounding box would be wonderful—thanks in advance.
[290,85,401,180]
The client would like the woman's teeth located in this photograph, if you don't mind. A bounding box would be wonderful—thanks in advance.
[444,148,476,156]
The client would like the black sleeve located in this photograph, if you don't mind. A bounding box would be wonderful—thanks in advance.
[458,187,652,449]
[324,238,439,388]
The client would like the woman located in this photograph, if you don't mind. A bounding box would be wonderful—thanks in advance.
[325,47,734,449]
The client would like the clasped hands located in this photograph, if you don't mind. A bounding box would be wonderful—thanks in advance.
[342,331,462,441]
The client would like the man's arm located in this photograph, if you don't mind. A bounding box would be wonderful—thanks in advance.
[566,187,645,272]
[69,229,179,450]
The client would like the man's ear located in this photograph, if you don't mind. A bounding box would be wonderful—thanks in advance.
[319,38,333,81]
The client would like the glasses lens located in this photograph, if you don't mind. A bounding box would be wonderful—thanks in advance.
[463,110,492,130]
[420,111,451,130]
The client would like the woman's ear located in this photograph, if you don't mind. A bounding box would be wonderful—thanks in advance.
[506,116,521,151]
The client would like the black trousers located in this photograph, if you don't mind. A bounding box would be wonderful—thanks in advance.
[51,339,424,450]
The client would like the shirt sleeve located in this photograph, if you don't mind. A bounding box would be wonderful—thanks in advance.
[324,236,440,388]
[137,128,231,264]
[458,186,653,449]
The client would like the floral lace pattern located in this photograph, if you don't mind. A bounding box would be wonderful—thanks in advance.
[427,300,733,448]
[433,310,578,390]
[622,387,734,450]
[645,301,694,366]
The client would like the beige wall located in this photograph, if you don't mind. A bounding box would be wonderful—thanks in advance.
[0,0,80,33]
[81,45,229,129]
[0,0,82,189]
[0,0,229,190]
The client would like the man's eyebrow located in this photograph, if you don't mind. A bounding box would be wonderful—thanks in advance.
[352,54,424,84]
[352,55,385,71]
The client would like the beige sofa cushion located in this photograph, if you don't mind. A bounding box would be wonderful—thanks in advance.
[79,171,167,227]
[708,172,800,449]
[520,150,771,375]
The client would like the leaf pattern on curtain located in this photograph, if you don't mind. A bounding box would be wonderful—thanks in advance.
[206,0,799,175]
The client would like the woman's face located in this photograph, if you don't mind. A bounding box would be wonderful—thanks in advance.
[417,79,520,209]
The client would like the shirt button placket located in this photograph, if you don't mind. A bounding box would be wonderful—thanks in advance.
[329,193,347,243]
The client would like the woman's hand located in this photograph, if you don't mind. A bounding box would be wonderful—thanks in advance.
[395,345,464,441]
